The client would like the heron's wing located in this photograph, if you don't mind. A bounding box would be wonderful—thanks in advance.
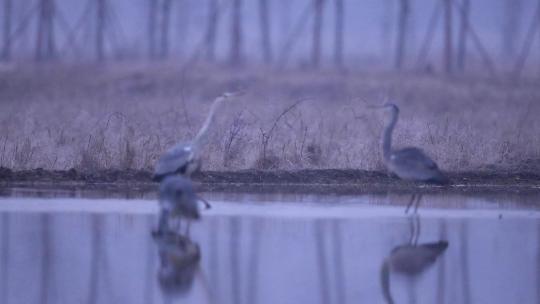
[154,143,195,177]
[390,241,448,274]
[392,147,439,170]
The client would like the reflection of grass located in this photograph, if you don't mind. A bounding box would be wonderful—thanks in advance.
[0,63,539,173]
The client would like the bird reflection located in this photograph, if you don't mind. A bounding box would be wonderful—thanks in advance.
[155,175,209,236]
[381,216,449,304]
[152,230,201,298]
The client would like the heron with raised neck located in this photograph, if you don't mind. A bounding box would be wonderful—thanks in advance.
[153,92,242,182]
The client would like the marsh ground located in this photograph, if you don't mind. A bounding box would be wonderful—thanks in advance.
[1,63,539,175]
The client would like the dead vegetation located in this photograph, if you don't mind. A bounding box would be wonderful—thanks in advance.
[0,63,539,174]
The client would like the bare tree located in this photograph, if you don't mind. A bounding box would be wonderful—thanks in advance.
[312,0,325,68]
[314,220,330,304]
[381,0,394,60]
[460,221,471,304]
[456,0,469,71]
[148,0,158,59]
[502,0,523,59]
[229,218,241,304]
[0,214,9,304]
[1,0,12,61]
[334,0,344,68]
[40,214,51,304]
[258,0,272,64]
[159,0,172,58]
[513,0,540,78]
[331,220,346,304]
[443,0,453,74]
[96,0,106,61]
[36,0,56,61]
[205,0,219,61]
[395,0,410,70]
[229,0,243,66]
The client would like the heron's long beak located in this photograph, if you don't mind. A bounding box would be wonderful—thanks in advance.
[222,90,246,99]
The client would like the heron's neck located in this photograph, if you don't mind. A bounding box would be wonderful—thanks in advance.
[193,97,224,148]
[382,110,398,160]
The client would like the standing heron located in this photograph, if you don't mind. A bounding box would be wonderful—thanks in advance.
[156,175,204,235]
[380,240,449,304]
[375,103,448,212]
[378,103,447,184]
[153,92,242,182]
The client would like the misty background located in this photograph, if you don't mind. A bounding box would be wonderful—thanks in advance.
[1,0,540,76]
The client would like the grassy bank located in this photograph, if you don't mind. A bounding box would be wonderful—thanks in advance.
[1,63,539,173]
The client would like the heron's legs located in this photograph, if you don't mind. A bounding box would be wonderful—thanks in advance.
[157,210,170,233]
[408,216,415,244]
[405,194,423,214]
[413,215,421,245]
[413,194,423,214]
[173,217,183,232]
[407,214,421,245]
[405,194,417,214]
[185,219,192,237]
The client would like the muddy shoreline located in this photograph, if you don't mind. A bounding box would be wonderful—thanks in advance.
[1,167,540,196]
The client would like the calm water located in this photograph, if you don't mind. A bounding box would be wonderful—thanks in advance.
[0,191,539,304]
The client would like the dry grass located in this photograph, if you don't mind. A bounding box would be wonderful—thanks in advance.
[1,62,539,173]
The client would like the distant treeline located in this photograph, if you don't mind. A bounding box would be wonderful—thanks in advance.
[1,0,539,77]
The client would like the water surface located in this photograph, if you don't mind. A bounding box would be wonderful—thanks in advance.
[0,191,539,304]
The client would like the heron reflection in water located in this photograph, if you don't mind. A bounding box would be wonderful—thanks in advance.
[156,175,208,235]
[380,216,449,304]
[152,230,211,300]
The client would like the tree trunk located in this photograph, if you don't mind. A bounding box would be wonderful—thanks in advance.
[381,0,394,60]
[312,0,324,68]
[395,0,409,70]
[36,0,56,61]
[2,0,11,61]
[502,0,523,59]
[205,0,219,61]
[258,0,272,64]
[159,0,172,58]
[443,0,453,74]
[96,0,106,61]
[229,0,243,66]
[513,0,540,78]
[46,0,56,59]
[148,0,158,59]
[456,0,469,72]
[334,0,344,68]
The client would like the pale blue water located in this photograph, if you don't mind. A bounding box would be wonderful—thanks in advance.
[0,191,539,304]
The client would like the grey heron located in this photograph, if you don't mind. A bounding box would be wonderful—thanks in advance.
[153,92,242,182]
[380,240,449,304]
[377,103,448,185]
[156,175,205,235]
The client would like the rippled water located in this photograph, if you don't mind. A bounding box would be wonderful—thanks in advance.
[0,191,539,304]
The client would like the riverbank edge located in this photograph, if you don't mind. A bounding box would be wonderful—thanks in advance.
[1,167,539,195]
